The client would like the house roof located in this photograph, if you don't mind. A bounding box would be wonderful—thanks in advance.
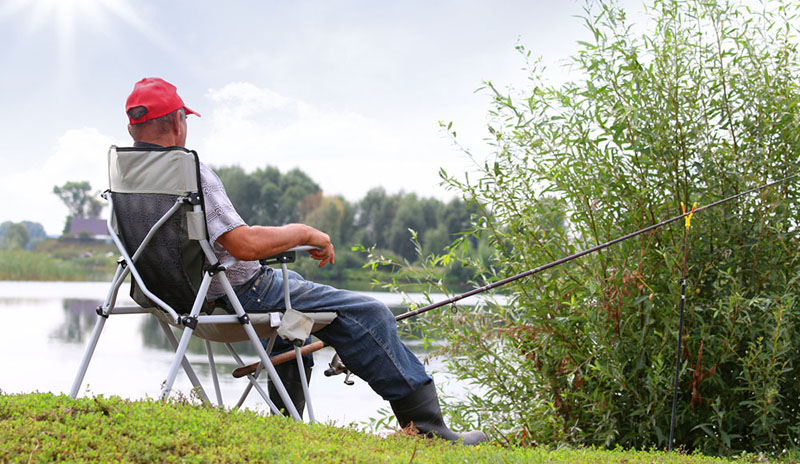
[68,218,109,236]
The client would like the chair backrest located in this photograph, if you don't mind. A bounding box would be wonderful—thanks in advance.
[108,146,209,314]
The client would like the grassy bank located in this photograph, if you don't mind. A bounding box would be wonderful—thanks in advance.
[0,239,118,281]
[0,393,781,463]
[0,239,453,292]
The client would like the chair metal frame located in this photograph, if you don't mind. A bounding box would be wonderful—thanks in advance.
[69,146,333,422]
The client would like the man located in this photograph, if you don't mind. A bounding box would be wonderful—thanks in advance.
[124,77,486,445]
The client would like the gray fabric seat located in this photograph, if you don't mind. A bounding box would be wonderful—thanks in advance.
[147,308,336,344]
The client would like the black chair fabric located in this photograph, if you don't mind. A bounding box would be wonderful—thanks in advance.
[113,192,207,314]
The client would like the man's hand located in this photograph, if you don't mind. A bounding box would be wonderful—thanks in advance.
[297,227,334,267]
[308,241,335,267]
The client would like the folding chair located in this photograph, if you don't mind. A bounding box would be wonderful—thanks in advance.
[69,145,336,422]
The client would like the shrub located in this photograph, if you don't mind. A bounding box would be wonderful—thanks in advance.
[392,0,800,455]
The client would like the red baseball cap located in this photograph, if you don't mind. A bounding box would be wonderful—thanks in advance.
[125,77,200,124]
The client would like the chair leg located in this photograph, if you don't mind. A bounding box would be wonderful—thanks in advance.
[264,333,277,356]
[157,321,211,404]
[225,343,254,409]
[240,321,302,419]
[205,340,223,407]
[70,262,129,399]
[69,315,107,398]
[267,356,313,420]
[225,343,283,414]
[294,346,315,423]
[214,271,302,420]
[160,324,203,402]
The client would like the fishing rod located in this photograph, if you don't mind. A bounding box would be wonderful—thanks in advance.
[231,172,799,379]
[669,201,696,451]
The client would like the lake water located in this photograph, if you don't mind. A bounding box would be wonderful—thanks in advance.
[0,281,481,429]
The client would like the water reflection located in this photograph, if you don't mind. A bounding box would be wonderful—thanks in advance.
[48,296,270,357]
[40,291,441,401]
[139,314,173,351]
[50,299,100,344]
[50,296,428,358]
[0,281,471,426]
[139,316,258,357]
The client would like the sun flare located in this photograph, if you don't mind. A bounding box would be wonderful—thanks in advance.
[2,0,109,31]
[1,0,153,46]
[1,0,164,78]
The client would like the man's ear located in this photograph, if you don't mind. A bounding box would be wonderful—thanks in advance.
[171,111,182,134]
[173,111,188,142]
[127,124,133,138]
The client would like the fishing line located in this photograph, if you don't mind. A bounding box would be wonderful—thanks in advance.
[396,171,799,321]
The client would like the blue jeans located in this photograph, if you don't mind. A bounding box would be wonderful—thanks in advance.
[232,266,432,401]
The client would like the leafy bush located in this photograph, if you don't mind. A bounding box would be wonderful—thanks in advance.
[392,0,800,455]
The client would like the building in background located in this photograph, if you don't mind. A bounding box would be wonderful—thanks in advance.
[66,218,109,242]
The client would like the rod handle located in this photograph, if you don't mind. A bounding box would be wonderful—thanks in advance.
[232,340,326,378]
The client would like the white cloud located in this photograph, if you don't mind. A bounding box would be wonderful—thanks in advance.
[1,128,116,235]
[198,81,470,202]
[8,84,480,236]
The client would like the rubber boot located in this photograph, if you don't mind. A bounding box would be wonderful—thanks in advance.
[389,380,487,445]
[268,360,312,417]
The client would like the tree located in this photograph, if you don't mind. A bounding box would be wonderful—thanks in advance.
[303,195,355,245]
[213,165,262,224]
[278,168,322,224]
[1,222,29,250]
[401,0,800,454]
[389,194,427,261]
[0,221,46,250]
[53,181,103,234]
[213,164,484,274]
[354,187,397,249]
[20,221,46,243]
[214,165,321,226]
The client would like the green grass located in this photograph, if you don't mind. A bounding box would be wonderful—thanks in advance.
[0,239,118,281]
[0,249,109,281]
[0,239,455,291]
[0,393,781,463]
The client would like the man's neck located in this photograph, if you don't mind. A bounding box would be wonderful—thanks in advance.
[130,130,181,147]
[132,141,164,148]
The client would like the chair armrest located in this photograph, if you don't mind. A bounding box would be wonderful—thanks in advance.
[259,245,321,265]
[286,245,321,253]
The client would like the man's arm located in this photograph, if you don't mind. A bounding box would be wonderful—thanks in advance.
[216,223,335,267]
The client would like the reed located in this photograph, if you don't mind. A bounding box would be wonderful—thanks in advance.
[0,249,114,281]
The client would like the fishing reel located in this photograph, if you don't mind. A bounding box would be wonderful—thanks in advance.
[324,353,354,386]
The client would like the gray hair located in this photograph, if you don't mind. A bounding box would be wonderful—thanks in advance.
[128,107,185,134]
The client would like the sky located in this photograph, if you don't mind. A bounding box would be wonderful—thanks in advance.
[0,0,645,236]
